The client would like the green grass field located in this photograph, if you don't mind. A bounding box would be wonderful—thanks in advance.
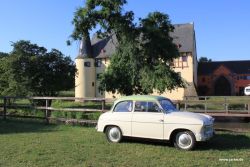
[0,119,250,167]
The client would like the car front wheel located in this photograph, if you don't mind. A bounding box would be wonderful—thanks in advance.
[174,131,196,150]
[105,126,122,143]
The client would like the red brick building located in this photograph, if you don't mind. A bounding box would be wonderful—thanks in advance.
[198,61,250,96]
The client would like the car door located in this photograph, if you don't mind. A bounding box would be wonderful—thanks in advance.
[131,101,164,139]
[111,100,133,136]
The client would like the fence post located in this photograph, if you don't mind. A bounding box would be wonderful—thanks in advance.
[204,97,207,113]
[45,99,49,124]
[248,103,250,114]
[183,97,187,111]
[224,97,228,113]
[176,101,180,110]
[101,99,105,112]
[3,97,7,120]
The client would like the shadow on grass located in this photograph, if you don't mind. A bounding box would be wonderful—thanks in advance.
[196,132,250,151]
[122,131,250,151]
[122,137,172,147]
[0,118,59,134]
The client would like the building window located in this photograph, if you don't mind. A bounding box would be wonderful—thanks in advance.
[92,82,94,87]
[182,55,187,62]
[173,53,189,68]
[84,62,91,67]
[238,75,246,80]
[95,59,102,67]
[202,77,206,83]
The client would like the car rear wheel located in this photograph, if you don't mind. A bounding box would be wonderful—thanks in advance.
[174,131,196,150]
[105,126,122,143]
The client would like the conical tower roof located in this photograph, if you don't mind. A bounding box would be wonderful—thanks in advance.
[76,35,93,59]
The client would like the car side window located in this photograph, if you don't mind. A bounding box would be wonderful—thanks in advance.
[135,101,147,112]
[113,101,133,112]
[134,101,160,112]
[147,102,160,112]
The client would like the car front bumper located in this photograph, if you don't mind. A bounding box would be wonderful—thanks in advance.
[195,127,214,141]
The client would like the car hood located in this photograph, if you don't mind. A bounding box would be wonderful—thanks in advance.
[165,111,214,125]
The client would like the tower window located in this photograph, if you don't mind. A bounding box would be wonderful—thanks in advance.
[84,62,91,67]
[95,59,102,67]
[92,82,95,87]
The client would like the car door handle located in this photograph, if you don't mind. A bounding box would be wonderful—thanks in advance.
[159,119,164,122]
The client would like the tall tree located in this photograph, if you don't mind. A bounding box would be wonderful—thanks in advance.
[199,57,212,62]
[0,52,8,58]
[71,0,185,95]
[0,40,76,96]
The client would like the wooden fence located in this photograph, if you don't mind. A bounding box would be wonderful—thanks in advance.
[178,96,250,117]
[1,96,250,123]
[0,96,115,123]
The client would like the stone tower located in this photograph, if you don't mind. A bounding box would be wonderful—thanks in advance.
[75,35,96,98]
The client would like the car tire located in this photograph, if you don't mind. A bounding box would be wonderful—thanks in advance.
[105,126,122,143]
[174,131,196,150]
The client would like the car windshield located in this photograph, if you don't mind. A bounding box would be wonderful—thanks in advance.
[160,99,178,113]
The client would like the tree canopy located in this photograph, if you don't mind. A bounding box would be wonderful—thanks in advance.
[0,40,76,96]
[0,52,8,58]
[199,57,212,62]
[71,0,185,95]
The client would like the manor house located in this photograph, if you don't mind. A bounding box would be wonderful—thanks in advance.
[75,23,198,100]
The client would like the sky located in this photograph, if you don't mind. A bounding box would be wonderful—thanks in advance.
[0,0,250,61]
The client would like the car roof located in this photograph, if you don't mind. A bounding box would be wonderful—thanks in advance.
[115,95,168,102]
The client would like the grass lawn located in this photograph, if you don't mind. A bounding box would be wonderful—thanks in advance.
[0,119,250,167]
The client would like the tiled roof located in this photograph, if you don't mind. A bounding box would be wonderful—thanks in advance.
[171,23,195,53]
[91,33,118,58]
[90,23,195,58]
[198,60,250,75]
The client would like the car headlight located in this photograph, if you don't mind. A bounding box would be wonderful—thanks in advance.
[203,125,213,134]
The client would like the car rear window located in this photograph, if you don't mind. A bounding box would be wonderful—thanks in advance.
[113,101,133,112]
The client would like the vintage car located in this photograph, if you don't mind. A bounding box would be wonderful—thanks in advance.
[96,95,214,150]
[244,85,250,96]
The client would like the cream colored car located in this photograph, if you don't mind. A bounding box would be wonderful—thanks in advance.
[97,95,214,150]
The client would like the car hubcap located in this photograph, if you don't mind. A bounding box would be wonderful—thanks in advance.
[109,127,120,142]
[177,133,192,149]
